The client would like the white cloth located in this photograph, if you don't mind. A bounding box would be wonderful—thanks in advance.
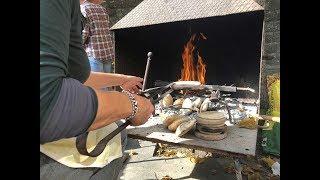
[40,123,122,168]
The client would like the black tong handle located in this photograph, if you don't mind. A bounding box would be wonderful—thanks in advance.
[75,91,160,157]
[76,120,132,157]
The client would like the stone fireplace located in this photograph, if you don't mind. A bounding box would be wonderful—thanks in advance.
[110,0,264,102]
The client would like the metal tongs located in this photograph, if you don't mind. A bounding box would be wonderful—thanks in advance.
[140,81,201,104]
[76,81,201,157]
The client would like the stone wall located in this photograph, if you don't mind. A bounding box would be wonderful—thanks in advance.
[104,0,144,26]
[104,0,280,112]
[254,0,280,113]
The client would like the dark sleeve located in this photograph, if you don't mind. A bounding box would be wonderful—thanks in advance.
[68,0,91,83]
[40,0,98,144]
[40,0,71,72]
[40,0,73,123]
[40,78,98,144]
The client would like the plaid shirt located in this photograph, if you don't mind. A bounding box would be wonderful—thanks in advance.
[81,2,115,63]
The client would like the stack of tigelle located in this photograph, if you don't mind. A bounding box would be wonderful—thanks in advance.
[194,111,227,140]
[161,94,228,140]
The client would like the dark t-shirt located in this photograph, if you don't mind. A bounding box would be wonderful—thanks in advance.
[40,0,97,136]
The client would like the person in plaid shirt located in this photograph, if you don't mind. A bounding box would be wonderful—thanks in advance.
[81,0,115,73]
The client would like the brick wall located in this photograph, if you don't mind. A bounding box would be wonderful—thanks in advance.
[104,0,280,112]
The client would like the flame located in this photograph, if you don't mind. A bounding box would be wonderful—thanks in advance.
[180,33,207,84]
[197,53,206,84]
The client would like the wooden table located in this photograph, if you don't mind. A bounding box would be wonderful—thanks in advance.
[127,117,257,156]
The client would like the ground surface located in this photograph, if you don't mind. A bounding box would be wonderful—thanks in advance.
[117,137,280,180]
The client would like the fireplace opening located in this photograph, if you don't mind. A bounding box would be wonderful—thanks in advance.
[113,10,263,100]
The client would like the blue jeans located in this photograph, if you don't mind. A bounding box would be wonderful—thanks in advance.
[88,57,113,73]
[89,57,114,91]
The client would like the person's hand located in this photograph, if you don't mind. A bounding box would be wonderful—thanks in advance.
[121,75,143,94]
[129,94,154,126]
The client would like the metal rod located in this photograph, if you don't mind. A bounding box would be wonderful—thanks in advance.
[236,87,256,93]
[142,52,152,91]
[222,100,233,124]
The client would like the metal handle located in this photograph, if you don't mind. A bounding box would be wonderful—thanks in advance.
[76,90,162,157]
[76,89,158,157]
[76,120,132,157]
[142,52,152,91]
[76,52,154,157]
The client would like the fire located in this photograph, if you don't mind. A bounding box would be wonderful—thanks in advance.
[180,33,207,84]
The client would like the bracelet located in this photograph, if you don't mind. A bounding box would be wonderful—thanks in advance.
[122,90,138,120]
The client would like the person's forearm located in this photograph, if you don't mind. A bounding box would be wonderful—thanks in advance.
[84,71,128,89]
[88,90,132,131]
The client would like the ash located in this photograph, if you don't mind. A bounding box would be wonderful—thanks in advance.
[155,95,258,125]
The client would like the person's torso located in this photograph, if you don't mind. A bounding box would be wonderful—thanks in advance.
[81,3,114,63]
[40,0,122,169]
[40,0,90,124]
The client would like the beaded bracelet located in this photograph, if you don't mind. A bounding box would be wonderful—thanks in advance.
[122,90,138,120]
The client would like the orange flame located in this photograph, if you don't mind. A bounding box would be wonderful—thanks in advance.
[180,33,207,84]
